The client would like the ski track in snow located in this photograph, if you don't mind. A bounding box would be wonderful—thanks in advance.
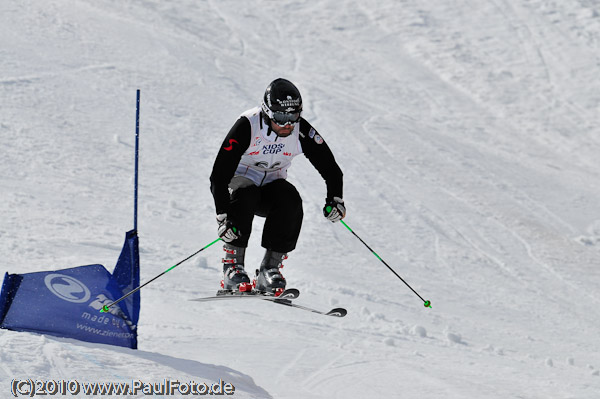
[2,0,600,398]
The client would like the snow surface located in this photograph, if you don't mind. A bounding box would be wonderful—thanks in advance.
[2,0,600,397]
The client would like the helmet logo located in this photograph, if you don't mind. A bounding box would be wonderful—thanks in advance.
[275,96,300,108]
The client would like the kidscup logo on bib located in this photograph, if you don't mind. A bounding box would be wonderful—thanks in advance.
[44,274,91,303]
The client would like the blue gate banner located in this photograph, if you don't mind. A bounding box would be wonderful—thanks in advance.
[0,230,140,349]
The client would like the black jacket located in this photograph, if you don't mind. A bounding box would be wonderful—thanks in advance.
[210,115,343,215]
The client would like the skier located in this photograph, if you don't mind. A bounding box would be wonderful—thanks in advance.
[209,78,346,295]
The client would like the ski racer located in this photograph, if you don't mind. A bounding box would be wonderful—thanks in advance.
[209,78,346,295]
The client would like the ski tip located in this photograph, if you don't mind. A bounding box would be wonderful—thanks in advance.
[278,288,300,299]
[326,308,347,317]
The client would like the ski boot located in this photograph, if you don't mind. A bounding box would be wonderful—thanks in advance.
[220,244,252,293]
[254,250,287,296]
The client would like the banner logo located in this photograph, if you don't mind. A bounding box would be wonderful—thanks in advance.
[44,274,91,303]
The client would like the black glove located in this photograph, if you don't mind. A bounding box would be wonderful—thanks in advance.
[323,197,346,222]
[216,213,241,242]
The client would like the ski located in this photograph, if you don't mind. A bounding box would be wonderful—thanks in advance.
[190,288,347,317]
[265,298,347,317]
[192,288,300,301]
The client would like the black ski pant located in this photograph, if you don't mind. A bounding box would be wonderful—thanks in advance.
[227,178,303,253]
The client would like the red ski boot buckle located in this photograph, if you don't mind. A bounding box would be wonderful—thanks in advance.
[274,288,284,297]
[238,282,253,293]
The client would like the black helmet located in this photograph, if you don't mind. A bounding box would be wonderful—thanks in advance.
[261,78,303,126]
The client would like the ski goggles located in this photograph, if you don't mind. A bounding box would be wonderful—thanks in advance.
[271,111,301,127]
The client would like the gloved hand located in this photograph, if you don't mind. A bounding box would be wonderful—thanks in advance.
[216,213,241,242]
[323,197,346,222]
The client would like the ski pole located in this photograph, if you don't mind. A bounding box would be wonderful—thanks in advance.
[100,237,222,313]
[335,216,432,308]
